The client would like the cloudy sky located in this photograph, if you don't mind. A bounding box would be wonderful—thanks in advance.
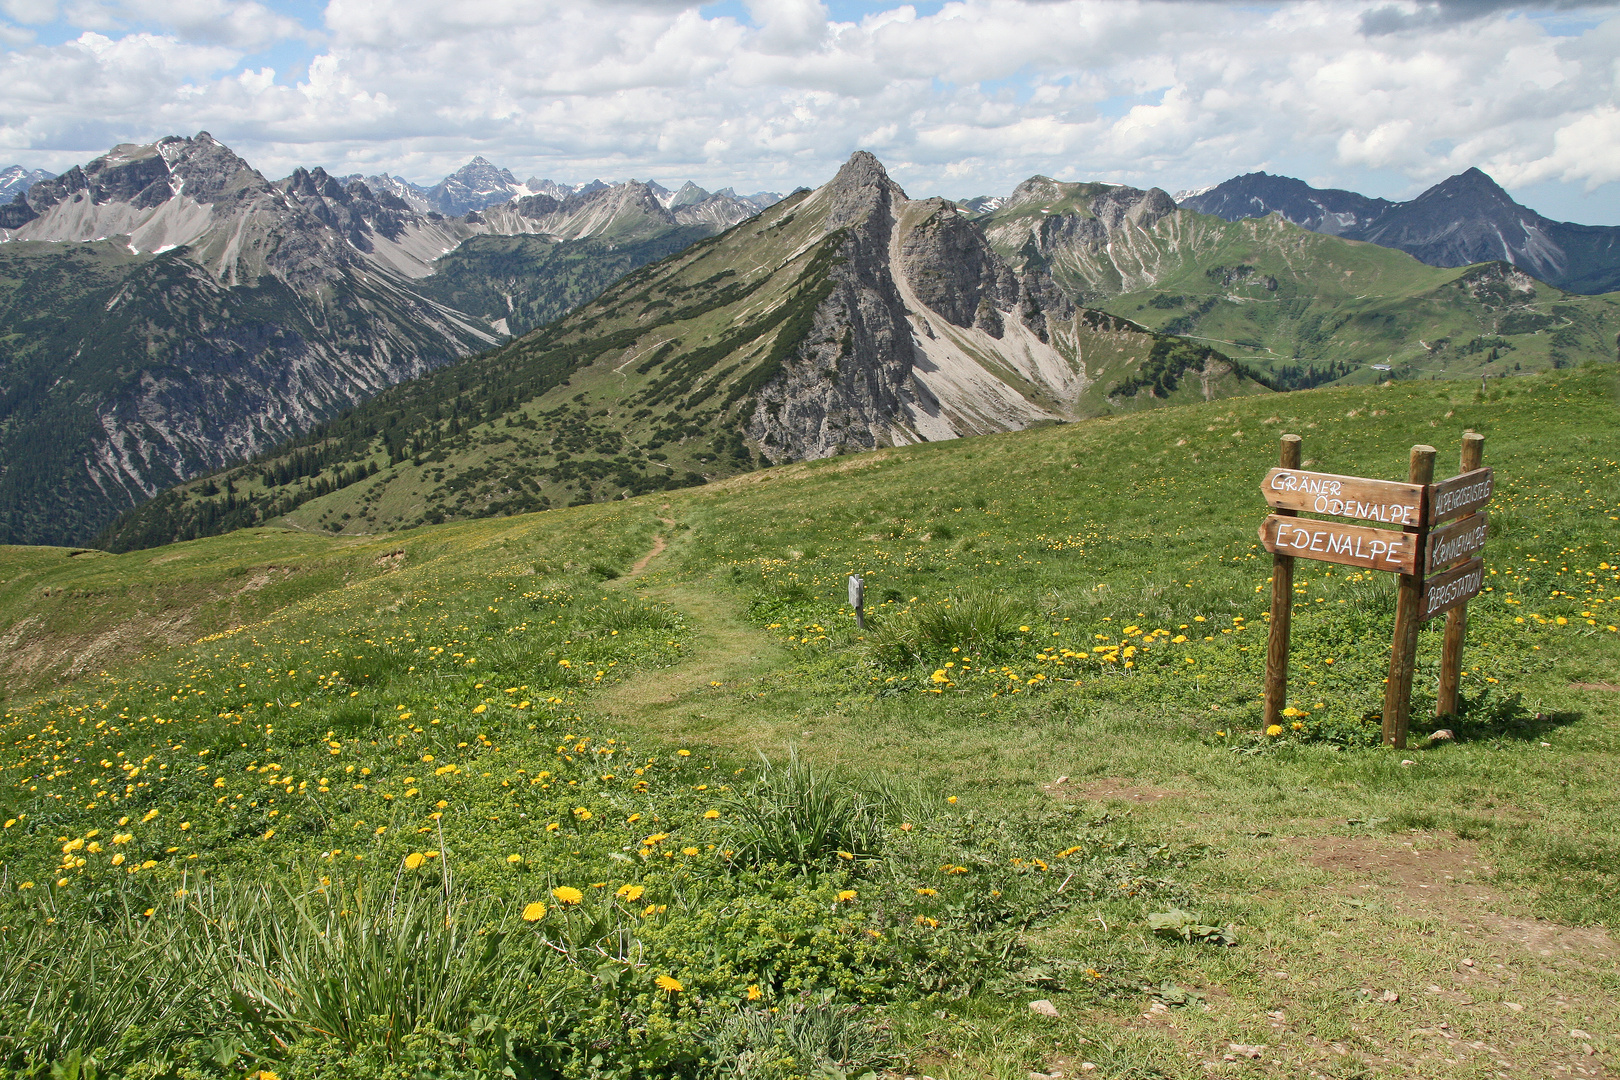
[1,0,1617,222]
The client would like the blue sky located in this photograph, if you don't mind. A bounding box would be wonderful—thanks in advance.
[1,0,1617,222]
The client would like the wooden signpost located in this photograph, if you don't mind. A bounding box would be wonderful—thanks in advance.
[1259,432,1493,748]
[848,574,866,629]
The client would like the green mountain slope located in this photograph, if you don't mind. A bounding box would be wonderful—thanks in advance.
[99,155,1270,551]
[412,227,714,339]
[979,180,1620,386]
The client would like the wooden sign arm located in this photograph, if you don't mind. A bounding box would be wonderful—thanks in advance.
[1436,433,1484,718]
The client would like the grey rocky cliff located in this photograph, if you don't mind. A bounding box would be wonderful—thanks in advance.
[744,152,1094,464]
[747,152,917,462]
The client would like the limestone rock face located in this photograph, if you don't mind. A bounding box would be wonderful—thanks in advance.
[744,152,1139,466]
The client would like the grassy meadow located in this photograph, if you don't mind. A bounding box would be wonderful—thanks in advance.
[1,365,1617,1079]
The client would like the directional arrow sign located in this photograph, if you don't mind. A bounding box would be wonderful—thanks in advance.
[1259,515,1418,574]
[1428,467,1494,525]
[1425,512,1489,573]
[1262,468,1425,526]
[1421,557,1485,622]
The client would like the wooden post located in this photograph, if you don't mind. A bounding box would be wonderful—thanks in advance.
[1263,434,1302,730]
[1382,444,1437,748]
[1436,432,1485,718]
[848,574,865,630]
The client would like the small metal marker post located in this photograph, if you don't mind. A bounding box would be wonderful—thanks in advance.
[848,574,865,630]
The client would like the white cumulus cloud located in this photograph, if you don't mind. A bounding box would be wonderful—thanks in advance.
[0,0,1614,221]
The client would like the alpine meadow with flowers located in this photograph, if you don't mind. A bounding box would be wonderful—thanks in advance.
[1,365,1618,1078]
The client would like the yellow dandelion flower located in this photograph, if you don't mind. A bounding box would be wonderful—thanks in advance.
[472,704,487,714]
[836,889,857,902]
[1265,724,1284,737]
[617,883,645,901]
[405,853,425,870]
[703,809,720,819]
[676,749,691,757]
[507,854,524,864]
[836,850,854,860]
[681,846,699,856]
[915,887,938,896]
[552,886,583,905]
[747,984,762,1001]
[522,901,547,922]
[655,975,683,993]
[110,854,125,866]
[140,809,160,824]
[946,795,957,804]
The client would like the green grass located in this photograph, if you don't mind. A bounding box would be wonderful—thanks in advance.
[1,365,1617,1077]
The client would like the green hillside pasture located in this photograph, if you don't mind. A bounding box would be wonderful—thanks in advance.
[1099,218,1620,382]
[1,367,1618,1077]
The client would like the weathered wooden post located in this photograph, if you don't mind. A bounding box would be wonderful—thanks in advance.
[1263,434,1302,730]
[848,574,865,630]
[1382,445,1436,749]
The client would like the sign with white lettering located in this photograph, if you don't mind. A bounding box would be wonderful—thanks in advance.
[1258,515,1418,574]
[1428,468,1494,525]
[1425,512,1489,574]
[1262,468,1425,526]
[1421,557,1485,622]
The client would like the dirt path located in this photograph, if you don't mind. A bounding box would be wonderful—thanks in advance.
[603,514,795,751]
[625,517,674,580]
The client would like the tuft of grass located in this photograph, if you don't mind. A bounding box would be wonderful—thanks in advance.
[723,749,886,870]
[868,587,1027,666]
[702,992,892,1079]
[213,874,552,1057]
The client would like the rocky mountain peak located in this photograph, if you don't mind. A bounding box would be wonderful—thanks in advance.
[1410,166,1515,208]
[825,150,907,232]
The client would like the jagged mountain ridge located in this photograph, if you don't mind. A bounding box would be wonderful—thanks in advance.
[0,134,776,546]
[102,152,1264,550]
[1182,168,1620,294]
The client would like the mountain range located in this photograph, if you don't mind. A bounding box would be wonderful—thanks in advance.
[102,152,1268,549]
[0,134,776,545]
[2,136,1617,550]
[971,175,1620,385]
[329,156,782,219]
[1182,168,1620,295]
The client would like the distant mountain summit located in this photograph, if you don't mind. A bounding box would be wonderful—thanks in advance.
[1180,172,1392,236]
[0,165,53,204]
[1181,168,1620,294]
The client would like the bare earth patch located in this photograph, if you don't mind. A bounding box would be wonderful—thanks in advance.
[1570,681,1620,692]
[1043,775,1187,803]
